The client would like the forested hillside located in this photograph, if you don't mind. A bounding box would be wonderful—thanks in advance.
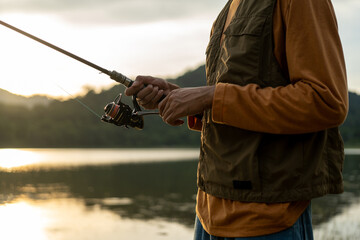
[0,88,52,108]
[0,66,205,148]
[0,65,359,148]
[341,92,360,147]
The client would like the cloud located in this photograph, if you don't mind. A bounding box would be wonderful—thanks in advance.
[331,0,360,92]
[0,0,227,25]
[0,0,359,96]
[332,0,360,16]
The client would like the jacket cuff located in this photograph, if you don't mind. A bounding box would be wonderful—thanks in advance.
[188,116,202,131]
[212,83,227,124]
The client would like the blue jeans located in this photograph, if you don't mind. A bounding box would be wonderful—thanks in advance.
[194,204,314,240]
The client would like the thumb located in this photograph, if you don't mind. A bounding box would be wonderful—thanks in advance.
[125,79,143,96]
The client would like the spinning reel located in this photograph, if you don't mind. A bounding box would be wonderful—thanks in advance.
[101,93,158,130]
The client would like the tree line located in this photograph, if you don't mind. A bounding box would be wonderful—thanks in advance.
[0,65,359,148]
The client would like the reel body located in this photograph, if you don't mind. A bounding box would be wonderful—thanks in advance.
[101,94,144,129]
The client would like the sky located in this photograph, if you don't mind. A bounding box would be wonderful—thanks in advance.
[0,0,359,98]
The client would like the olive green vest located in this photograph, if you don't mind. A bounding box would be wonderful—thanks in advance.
[198,0,345,203]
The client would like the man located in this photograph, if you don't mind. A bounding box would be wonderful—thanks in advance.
[125,0,348,239]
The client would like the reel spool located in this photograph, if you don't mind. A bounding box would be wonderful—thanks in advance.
[101,94,144,129]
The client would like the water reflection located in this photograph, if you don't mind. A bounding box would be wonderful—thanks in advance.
[0,149,360,239]
[0,149,42,169]
[0,158,199,229]
[0,148,199,170]
[314,200,360,240]
[0,198,193,240]
[0,200,48,240]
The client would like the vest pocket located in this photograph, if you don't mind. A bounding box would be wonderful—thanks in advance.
[218,16,267,86]
[224,16,267,37]
[200,122,263,193]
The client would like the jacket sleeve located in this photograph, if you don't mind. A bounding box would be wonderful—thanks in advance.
[212,0,348,134]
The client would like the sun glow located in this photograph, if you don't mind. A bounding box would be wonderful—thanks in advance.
[0,149,41,169]
[0,12,211,97]
[0,200,48,240]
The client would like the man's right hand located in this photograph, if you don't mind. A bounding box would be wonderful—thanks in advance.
[125,75,179,109]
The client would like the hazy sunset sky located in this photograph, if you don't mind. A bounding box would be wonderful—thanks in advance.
[0,0,359,97]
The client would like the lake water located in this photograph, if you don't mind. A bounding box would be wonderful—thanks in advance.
[0,148,359,240]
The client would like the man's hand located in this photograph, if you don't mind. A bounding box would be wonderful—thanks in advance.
[159,86,215,126]
[125,75,179,109]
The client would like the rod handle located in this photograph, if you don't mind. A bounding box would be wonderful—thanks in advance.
[110,70,166,102]
[110,70,133,87]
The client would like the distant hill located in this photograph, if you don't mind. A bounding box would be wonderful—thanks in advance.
[0,88,52,108]
[168,65,206,87]
[340,92,360,147]
[0,64,359,148]
[0,66,207,148]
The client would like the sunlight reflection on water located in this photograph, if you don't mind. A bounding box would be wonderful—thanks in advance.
[0,200,48,240]
[0,148,199,170]
[0,198,193,240]
[0,149,42,168]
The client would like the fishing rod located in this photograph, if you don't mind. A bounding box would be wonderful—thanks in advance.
[0,20,159,130]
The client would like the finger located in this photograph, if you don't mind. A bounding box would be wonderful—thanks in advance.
[125,85,138,96]
[158,94,169,116]
[126,75,154,96]
[136,75,154,85]
[163,109,181,126]
[172,119,185,126]
[137,76,170,93]
[136,75,163,89]
[142,86,159,104]
[125,77,144,96]
[139,86,159,107]
[141,102,156,110]
[161,104,172,120]
[161,95,177,120]
[135,75,149,83]
[136,84,154,100]
[158,93,184,126]
[152,89,164,104]
[164,116,184,126]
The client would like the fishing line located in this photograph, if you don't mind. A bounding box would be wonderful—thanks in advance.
[55,84,102,118]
